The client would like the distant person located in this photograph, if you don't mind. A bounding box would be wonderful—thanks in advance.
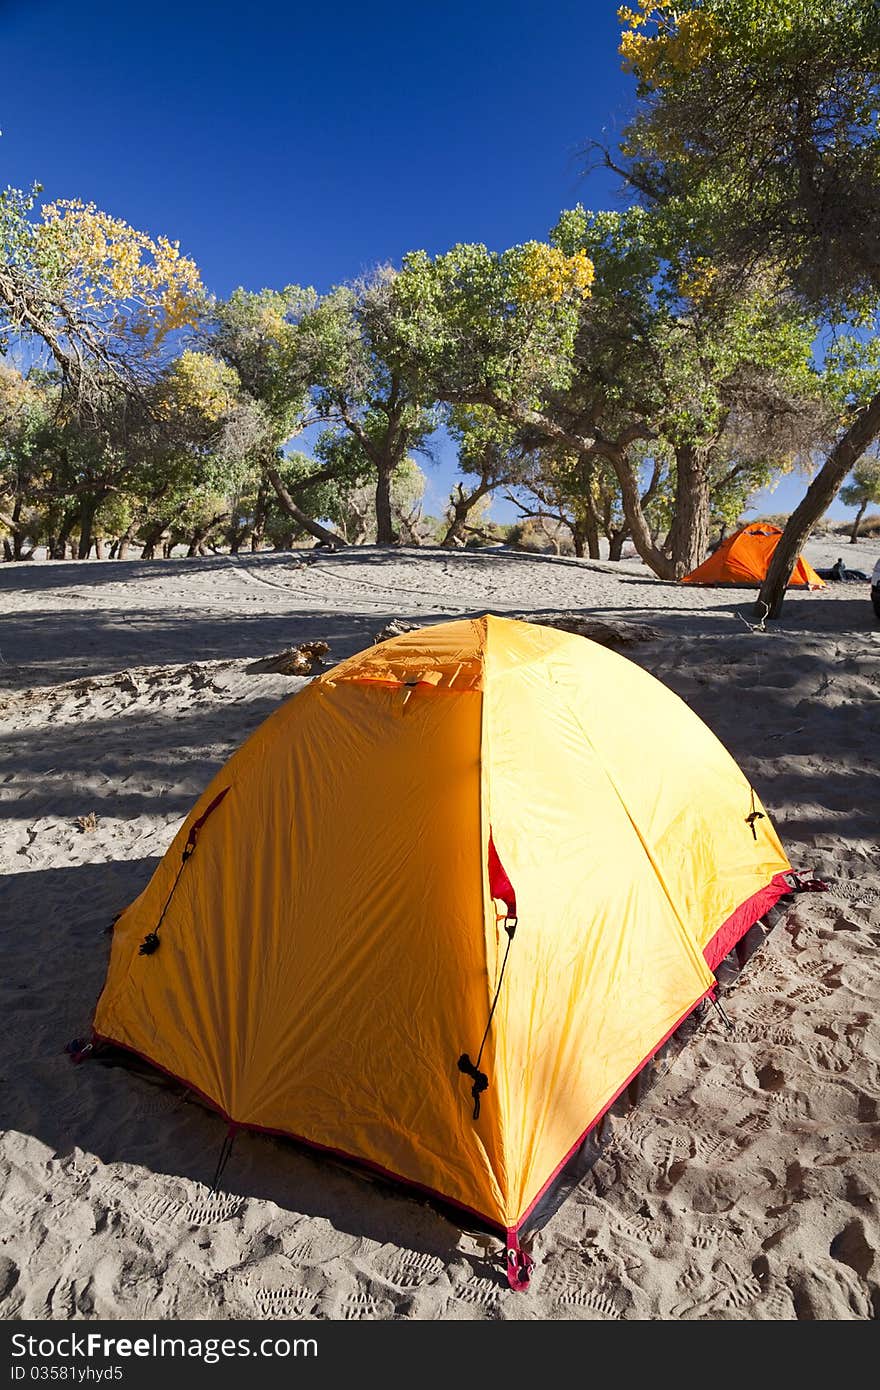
[872,557,880,621]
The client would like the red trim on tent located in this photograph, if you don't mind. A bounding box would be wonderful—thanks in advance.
[487,833,517,916]
[91,1031,507,1236]
[513,874,792,1233]
[97,988,712,1246]
[515,985,715,1233]
[91,876,792,1280]
[702,872,791,973]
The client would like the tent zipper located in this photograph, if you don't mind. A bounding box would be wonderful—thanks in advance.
[139,786,230,955]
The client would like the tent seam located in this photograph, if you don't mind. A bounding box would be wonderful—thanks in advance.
[563,697,715,990]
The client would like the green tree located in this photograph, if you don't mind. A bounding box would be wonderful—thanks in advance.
[551,205,821,576]
[206,287,347,547]
[297,273,438,545]
[615,0,880,611]
[323,454,428,545]
[443,409,525,548]
[388,240,594,448]
[0,364,54,559]
[840,451,880,542]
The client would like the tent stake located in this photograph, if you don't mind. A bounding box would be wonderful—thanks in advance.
[210,1124,237,1193]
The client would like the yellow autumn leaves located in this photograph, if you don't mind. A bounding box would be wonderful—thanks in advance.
[618,2,718,82]
[0,362,41,416]
[510,243,595,306]
[677,256,719,303]
[157,350,240,424]
[34,199,202,348]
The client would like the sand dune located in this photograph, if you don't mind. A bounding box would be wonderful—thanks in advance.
[0,539,878,1319]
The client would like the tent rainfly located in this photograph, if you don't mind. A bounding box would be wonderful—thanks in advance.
[681,524,825,588]
[84,615,808,1289]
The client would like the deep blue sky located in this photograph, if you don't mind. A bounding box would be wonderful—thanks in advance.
[0,0,850,521]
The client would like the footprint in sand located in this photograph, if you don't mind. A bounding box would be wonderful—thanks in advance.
[813,1041,853,1074]
[337,1290,391,1319]
[690,1220,748,1252]
[789,982,832,1005]
[755,1286,798,1319]
[183,1192,244,1226]
[556,1286,622,1318]
[677,1264,707,1293]
[452,1274,502,1308]
[734,1021,798,1046]
[130,1191,188,1228]
[693,1133,742,1164]
[738,1093,805,1135]
[643,1131,689,1174]
[672,1263,763,1318]
[377,1249,444,1289]
[284,1228,361,1265]
[591,1200,658,1248]
[250,1284,318,1318]
[756,1062,787,1093]
[541,1263,588,1300]
[42,1279,77,1320]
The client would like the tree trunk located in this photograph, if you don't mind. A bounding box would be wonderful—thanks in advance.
[266,465,345,547]
[10,498,25,561]
[0,506,36,560]
[603,444,676,580]
[250,483,268,552]
[229,518,251,554]
[441,504,469,547]
[441,478,494,547]
[114,519,139,560]
[49,507,78,560]
[668,442,710,578]
[187,513,228,558]
[582,494,601,559]
[94,537,104,560]
[77,499,98,560]
[140,521,167,560]
[757,387,880,618]
[608,528,628,561]
[850,499,868,543]
[374,459,398,546]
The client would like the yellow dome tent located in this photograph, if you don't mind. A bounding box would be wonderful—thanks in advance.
[90,616,793,1289]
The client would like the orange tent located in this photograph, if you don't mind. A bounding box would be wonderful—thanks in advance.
[682,525,825,588]
[88,616,793,1289]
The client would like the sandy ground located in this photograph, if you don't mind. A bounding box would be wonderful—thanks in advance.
[0,537,878,1321]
